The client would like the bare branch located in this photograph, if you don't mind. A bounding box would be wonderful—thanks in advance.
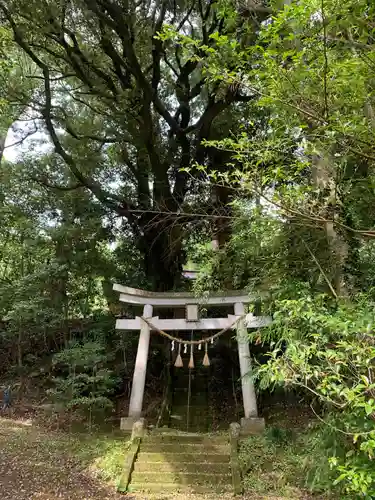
[65,124,121,144]
[3,122,38,150]
[321,0,329,119]
[303,240,338,299]
[29,176,84,191]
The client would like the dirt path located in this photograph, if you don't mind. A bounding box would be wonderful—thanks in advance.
[0,416,319,500]
[0,416,124,500]
[0,417,237,500]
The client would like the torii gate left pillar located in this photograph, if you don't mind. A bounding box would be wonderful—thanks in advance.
[127,304,153,419]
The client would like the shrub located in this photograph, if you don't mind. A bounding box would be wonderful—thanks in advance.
[257,291,375,498]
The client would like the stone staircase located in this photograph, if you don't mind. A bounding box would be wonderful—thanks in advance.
[125,362,234,495]
[169,365,210,432]
[128,432,232,495]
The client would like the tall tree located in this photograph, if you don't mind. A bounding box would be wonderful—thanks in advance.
[0,25,36,165]
[0,0,259,290]
[195,0,375,296]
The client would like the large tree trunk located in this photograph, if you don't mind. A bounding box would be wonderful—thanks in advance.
[312,154,348,297]
[141,216,184,291]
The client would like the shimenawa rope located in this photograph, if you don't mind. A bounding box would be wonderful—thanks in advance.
[140,314,246,345]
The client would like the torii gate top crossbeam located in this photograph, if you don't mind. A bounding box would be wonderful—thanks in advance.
[113,284,256,307]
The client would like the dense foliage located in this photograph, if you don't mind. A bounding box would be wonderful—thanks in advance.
[258,293,375,496]
[186,0,375,496]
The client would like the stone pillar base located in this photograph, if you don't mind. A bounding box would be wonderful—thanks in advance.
[120,416,138,431]
[240,417,265,435]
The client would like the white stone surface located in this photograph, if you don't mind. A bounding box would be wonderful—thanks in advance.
[128,304,153,418]
[116,314,272,331]
[235,302,258,418]
[113,283,254,306]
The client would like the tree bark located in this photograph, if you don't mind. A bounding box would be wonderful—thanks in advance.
[312,154,348,297]
[140,215,184,291]
[0,132,6,164]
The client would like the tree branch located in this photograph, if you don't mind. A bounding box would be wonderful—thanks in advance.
[65,124,122,144]
[1,5,136,221]
[303,240,338,299]
[29,176,84,191]
[151,0,168,91]
[83,0,182,133]
[321,0,329,119]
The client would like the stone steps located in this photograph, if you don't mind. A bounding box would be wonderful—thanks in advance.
[169,403,210,431]
[169,422,208,433]
[128,432,232,495]
[127,369,230,495]
[138,452,230,463]
[170,404,209,411]
[170,410,209,418]
[171,366,210,432]
[169,409,208,414]
[169,425,209,433]
[140,442,229,453]
[145,433,228,444]
[170,411,209,419]
[128,482,232,494]
[134,461,229,474]
[169,416,209,426]
[131,471,231,485]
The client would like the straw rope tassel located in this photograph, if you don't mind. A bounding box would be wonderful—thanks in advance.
[188,344,194,369]
[203,342,210,367]
[174,343,183,368]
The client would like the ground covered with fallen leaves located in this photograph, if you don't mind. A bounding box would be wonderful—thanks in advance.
[0,413,328,500]
[0,416,125,500]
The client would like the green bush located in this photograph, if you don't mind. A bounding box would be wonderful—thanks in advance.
[257,291,375,498]
[48,340,120,418]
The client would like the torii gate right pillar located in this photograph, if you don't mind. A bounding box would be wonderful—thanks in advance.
[235,302,265,434]
[234,302,258,418]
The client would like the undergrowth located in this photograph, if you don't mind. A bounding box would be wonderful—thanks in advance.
[65,433,129,482]
[239,425,338,499]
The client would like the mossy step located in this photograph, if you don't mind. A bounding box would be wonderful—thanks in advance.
[170,428,208,433]
[170,427,208,433]
[170,414,209,421]
[172,409,208,415]
[174,388,207,393]
[146,434,229,444]
[137,452,229,463]
[140,442,229,453]
[134,461,229,474]
[173,397,208,403]
[170,410,208,416]
[128,482,232,494]
[131,471,231,485]
[169,418,209,426]
[170,405,209,411]
[170,412,209,419]
[168,424,208,431]
[172,399,208,404]
[150,428,211,435]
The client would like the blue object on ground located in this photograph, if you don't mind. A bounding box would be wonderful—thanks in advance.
[1,386,11,410]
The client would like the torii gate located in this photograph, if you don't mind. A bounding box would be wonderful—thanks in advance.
[113,284,271,432]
